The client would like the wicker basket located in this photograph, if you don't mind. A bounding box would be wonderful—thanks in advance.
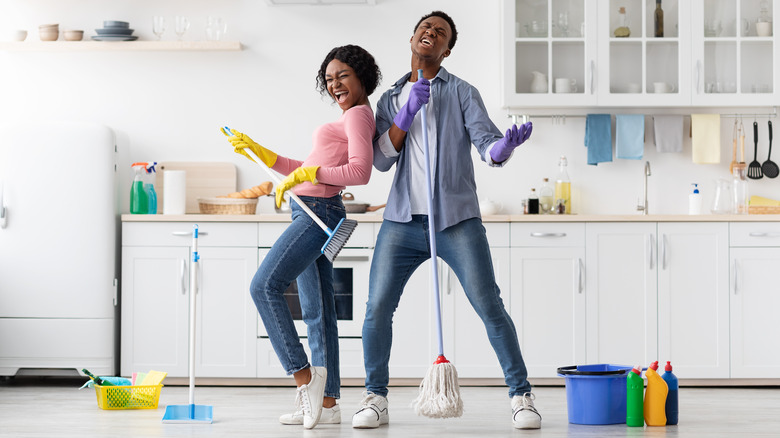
[197,197,258,215]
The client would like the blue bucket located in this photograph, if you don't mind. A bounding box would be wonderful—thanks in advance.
[557,364,633,425]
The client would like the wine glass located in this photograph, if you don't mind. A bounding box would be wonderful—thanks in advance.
[557,12,569,37]
[175,16,189,41]
[152,16,166,41]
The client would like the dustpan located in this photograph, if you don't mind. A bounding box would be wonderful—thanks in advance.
[162,224,213,424]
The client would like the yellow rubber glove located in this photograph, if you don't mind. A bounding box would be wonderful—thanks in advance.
[221,127,278,167]
[276,166,320,208]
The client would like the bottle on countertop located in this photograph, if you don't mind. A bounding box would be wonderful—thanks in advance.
[654,0,664,37]
[144,162,158,215]
[539,178,554,214]
[130,162,148,215]
[732,167,749,214]
[555,156,571,214]
[626,364,645,427]
[662,361,679,425]
[689,183,702,215]
[644,361,669,426]
[527,188,539,214]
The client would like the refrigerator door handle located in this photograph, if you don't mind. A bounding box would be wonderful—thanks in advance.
[0,180,6,229]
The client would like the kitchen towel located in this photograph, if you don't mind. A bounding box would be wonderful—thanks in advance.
[163,170,186,214]
[585,114,613,165]
[691,114,721,164]
[653,115,684,153]
[616,114,645,159]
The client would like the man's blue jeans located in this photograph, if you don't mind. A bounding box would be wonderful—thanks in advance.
[251,195,345,399]
[362,216,532,398]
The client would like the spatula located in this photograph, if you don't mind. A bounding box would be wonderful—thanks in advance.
[762,120,778,178]
[747,121,763,179]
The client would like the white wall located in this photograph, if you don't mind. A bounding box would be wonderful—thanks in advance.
[2,0,779,215]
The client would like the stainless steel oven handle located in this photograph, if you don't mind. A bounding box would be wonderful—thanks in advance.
[333,256,370,262]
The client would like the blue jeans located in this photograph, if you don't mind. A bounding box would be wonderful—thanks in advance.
[251,195,345,399]
[362,216,531,398]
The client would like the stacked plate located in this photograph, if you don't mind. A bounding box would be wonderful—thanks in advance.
[92,20,137,41]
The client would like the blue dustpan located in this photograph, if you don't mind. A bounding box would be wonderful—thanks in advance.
[162,404,213,423]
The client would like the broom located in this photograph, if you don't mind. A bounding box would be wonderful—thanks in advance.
[410,70,463,419]
[222,127,357,262]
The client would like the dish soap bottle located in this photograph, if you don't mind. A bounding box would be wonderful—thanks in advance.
[539,178,554,214]
[555,156,571,214]
[689,183,702,215]
[643,361,669,426]
[130,162,148,215]
[662,361,679,425]
[144,162,158,215]
[626,365,645,427]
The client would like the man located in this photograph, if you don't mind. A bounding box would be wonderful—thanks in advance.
[352,10,540,431]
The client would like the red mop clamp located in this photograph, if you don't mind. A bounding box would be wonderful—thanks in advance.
[434,355,450,365]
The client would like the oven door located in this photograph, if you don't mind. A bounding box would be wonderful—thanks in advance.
[256,247,371,338]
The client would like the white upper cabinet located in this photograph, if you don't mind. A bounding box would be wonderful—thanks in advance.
[503,0,777,107]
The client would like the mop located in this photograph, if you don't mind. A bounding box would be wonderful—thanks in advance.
[222,127,357,262]
[410,69,464,419]
[162,224,213,423]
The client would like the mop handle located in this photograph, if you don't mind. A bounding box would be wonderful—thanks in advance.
[189,224,199,406]
[225,128,331,235]
[418,69,445,357]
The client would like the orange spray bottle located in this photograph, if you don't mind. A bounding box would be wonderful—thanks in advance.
[643,361,669,426]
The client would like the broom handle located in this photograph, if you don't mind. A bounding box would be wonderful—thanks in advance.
[189,224,198,406]
[243,148,331,234]
[419,69,445,357]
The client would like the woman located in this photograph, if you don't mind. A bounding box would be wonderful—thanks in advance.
[223,45,381,429]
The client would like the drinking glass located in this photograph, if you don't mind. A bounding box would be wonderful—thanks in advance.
[206,16,226,41]
[557,12,569,37]
[152,16,166,40]
[175,16,189,41]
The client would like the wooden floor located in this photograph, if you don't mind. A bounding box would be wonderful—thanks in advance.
[1,377,779,437]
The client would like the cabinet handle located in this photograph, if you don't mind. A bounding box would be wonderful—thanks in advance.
[749,232,780,238]
[589,60,595,94]
[733,260,739,294]
[180,259,187,295]
[648,234,655,270]
[577,258,584,294]
[661,234,667,270]
[333,255,370,262]
[172,231,209,237]
[696,60,702,93]
[530,232,567,238]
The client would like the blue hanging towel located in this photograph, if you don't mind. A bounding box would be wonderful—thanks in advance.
[585,114,612,165]
[616,114,646,159]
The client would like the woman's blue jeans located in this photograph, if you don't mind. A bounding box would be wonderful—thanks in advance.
[362,216,532,398]
[251,195,345,399]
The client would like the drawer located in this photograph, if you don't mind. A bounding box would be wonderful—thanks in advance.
[258,222,375,248]
[122,222,257,247]
[730,222,780,247]
[484,223,510,247]
[511,222,585,247]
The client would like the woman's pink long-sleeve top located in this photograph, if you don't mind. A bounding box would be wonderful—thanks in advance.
[272,104,375,198]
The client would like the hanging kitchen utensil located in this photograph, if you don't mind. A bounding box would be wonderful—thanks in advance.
[734,117,747,175]
[747,121,763,179]
[730,118,738,174]
[762,121,778,178]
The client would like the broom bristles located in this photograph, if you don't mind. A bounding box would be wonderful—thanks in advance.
[322,218,358,262]
[411,359,464,418]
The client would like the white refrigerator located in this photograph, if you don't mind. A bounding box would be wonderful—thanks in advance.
[0,121,118,376]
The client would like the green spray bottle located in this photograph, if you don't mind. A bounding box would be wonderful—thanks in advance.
[130,162,148,214]
[626,364,644,427]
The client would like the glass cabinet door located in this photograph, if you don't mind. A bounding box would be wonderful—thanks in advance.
[502,0,598,107]
[598,0,691,106]
[691,0,776,106]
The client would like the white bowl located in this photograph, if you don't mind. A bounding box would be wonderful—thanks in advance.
[63,30,84,41]
[39,29,59,41]
[10,30,27,41]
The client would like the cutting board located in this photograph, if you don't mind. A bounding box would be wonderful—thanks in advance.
[156,162,237,214]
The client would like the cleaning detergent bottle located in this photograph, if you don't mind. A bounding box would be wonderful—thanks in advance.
[130,162,148,214]
[144,162,158,214]
[662,361,679,425]
[626,364,645,427]
[643,361,669,426]
[689,183,702,214]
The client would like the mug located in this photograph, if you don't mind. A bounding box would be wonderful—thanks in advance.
[555,78,577,93]
[756,22,772,37]
[653,82,675,93]
[627,83,641,93]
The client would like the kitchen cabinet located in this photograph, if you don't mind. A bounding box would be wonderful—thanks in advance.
[657,223,730,378]
[0,41,242,52]
[510,223,586,378]
[729,222,780,378]
[585,223,658,365]
[121,222,258,378]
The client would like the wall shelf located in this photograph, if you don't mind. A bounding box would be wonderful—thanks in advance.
[0,40,242,52]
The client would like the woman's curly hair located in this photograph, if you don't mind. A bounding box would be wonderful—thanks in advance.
[316,44,382,98]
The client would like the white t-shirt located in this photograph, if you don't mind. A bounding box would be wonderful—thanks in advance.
[397,80,438,214]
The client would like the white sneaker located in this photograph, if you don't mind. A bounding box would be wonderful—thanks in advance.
[280,404,341,425]
[295,366,327,429]
[512,392,541,429]
[352,391,389,429]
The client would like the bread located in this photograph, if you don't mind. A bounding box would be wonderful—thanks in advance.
[222,181,273,199]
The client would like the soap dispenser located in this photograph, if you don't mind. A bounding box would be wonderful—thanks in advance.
[689,183,702,215]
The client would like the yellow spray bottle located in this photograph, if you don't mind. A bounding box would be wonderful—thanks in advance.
[643,361,669,426]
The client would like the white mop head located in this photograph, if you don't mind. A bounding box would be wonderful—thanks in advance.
[411,355,464,418]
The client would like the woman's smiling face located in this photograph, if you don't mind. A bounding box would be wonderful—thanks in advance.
[325,59,367,111]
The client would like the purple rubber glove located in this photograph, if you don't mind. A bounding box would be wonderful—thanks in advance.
[489,122,533,163]
[393,77,431,132]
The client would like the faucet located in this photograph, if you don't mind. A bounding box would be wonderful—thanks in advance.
[637,161,651,215]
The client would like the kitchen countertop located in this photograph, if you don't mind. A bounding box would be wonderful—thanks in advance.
[121,213,780,222]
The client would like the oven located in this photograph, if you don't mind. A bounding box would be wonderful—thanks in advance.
[256,247,372,338]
